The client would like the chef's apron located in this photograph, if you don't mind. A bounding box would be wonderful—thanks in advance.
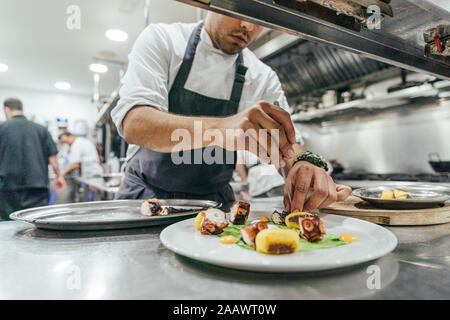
[116,22,247,209]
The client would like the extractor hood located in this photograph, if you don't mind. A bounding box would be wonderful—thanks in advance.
[175,0,450,80]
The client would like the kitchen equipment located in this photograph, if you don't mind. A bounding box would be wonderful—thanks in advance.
[160,213,397,272]
[320,195,450,226]
[10,199,220,231]
[352,184,450,209]
[428,152,450,174]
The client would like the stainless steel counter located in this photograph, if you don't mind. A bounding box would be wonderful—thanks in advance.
[0,212,448,299]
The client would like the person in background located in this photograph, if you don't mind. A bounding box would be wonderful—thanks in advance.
[58,131,103,179]
[0,98,66,221]
[236,151,285,199]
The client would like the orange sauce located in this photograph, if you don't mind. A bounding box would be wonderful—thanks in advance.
[339,233,358,242]
[220,235,238,244]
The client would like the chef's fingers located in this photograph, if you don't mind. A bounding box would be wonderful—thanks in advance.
[290,164,313,212]
[241,122,271,165]
[259,102,297,146]
[284,184,291,212]
[318,175,339,209]
[336,184,352,201]
[245,119,283,168]
[250,106,291,162]
[303,167,329,211]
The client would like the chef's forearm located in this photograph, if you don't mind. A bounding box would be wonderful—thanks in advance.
[62,163,80,177]
[48,155,62,177]
[122,105,222,153]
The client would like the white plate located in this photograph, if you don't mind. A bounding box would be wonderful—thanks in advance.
[160,213,397,272]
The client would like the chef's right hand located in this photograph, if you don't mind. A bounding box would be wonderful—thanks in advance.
[220,101,296,168]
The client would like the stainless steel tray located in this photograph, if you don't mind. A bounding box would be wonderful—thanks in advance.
[352,184,450,209]
[9,199,220,231]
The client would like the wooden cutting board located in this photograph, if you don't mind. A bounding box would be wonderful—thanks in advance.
[319,196,450,226]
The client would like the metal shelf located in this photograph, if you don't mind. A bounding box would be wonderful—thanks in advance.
[176,0,450,80]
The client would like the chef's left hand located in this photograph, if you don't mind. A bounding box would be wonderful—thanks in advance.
[284,161,352,212]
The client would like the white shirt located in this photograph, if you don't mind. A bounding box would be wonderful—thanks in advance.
[111,22,302,160]
[69,137,103,178]
[239,151,284,197]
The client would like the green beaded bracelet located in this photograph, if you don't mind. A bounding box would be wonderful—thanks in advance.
[292,151,329,171]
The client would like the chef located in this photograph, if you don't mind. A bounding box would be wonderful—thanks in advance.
[111,12,351,211]
[58,131,103,179]
[0,98,66,220]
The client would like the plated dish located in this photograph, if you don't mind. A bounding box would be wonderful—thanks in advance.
[353,184,450,209]
[160,201,398,272]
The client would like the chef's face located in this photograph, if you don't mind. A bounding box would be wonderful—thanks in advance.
[59,134,74,145]
[205,13,264,54]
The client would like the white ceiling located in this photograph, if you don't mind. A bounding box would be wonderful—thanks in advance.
[0,0,198,97]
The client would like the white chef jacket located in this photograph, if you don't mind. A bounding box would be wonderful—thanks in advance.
[239,150,285,197]
[111,21,302,160]
[68,137,103,178]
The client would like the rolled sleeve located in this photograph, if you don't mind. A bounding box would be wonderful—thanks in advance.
[111,25,171,137]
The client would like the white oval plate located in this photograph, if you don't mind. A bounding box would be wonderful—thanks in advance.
[160,213,398,272]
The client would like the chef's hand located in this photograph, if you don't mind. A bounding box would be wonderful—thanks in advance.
[54,176,66,192]
[221,101,296,168]
[284,161,352,212]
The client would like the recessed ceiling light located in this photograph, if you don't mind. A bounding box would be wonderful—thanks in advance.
[106,29,128,42]
[89,63,108,73]
[0,63,8,72]
[55,82,71,90]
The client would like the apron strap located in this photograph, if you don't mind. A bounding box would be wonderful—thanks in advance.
[172,22,204,88]
[172,21,247,109]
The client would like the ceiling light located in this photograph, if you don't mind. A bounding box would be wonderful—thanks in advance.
[55,82,71,90]
[0,63,8,72]
[89,63,108,73]
[106,29,128,42]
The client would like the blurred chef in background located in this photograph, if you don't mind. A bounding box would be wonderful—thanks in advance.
[0,98,66,221]
[236,151,285,199]
[58,131,103,179]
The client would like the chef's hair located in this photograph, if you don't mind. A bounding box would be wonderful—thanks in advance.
[3,98,23,111]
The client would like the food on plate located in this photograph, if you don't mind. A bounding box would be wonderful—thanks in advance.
[220,235,238,244]
[229,201,250,225]
[284,212,313,229]
[257,216,270,222]
[255,229,299,255]
[393,189,411,199]
[379,189,411,199]
[380,190,394,199]
[339,233,358,242]
[200,208,228,235]
[140,198,166,216]
[271,210,290,225]
[194,212,204,231]
[297,214,326,242]
[240,221,268,249]
[284,212,325,242]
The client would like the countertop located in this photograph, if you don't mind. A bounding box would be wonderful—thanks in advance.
[0,212,448,299]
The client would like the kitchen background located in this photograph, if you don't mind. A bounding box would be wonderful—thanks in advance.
[1,0,449,202]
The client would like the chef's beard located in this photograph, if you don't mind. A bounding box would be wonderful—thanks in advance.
[212,29,249,55]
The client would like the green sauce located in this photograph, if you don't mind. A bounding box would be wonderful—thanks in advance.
[219,223,349,253]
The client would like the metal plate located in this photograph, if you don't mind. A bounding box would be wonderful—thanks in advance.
[352,184,450,209]
[9,199,220,231]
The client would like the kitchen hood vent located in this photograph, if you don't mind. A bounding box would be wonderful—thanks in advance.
[265,40,392,99]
